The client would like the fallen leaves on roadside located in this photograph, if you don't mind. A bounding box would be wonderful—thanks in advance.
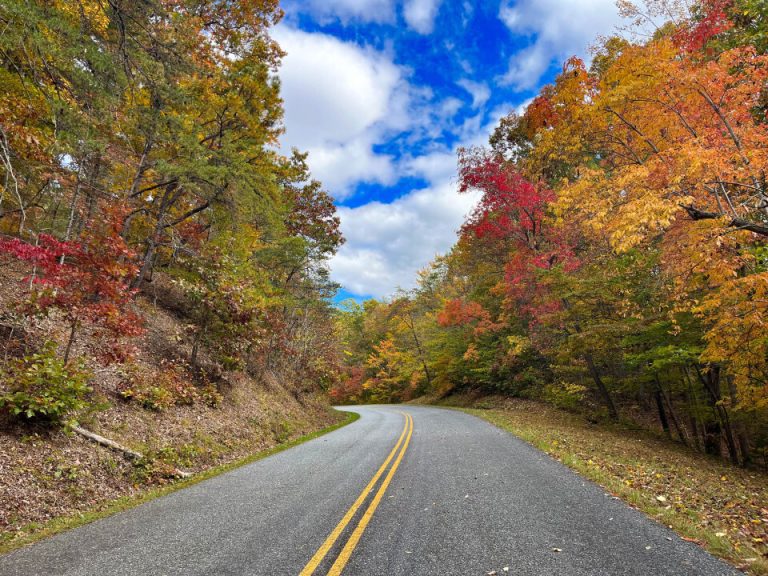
[467,401,768,575]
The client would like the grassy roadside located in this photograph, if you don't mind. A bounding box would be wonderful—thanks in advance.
[442,398,767,575]
[0,409,359,556]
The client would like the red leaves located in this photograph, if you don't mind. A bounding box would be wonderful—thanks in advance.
[0,235,79,279]
[456,147,579,328]
[674,0,734,52]
[0,211,144,361]
[458,148,554,244]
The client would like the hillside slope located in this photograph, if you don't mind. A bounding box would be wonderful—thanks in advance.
[0,262,340,548]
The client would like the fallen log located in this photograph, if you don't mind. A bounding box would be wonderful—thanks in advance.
[70,425,193,478]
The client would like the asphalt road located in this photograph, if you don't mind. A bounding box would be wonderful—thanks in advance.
[0,405,742,575]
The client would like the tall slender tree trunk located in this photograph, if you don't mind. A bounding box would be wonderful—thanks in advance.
[585,353,618,420]
[132,183,177,289]
[659,380,688,447]
[64,320,78,365]
[405,314,432,389]
[653,375,670,438]
[726,377,751,466]
[683,368,704,451]
[191,327,204,369]
[696,365,740,464]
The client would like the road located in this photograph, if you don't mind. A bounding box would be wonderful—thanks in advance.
[0,405,741,575]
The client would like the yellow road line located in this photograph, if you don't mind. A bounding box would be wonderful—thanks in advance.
[299,413,410,576]
[327,413,413,576]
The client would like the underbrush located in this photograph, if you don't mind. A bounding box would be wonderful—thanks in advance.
[0,263,341,552]
[116,360,222,411]
[0,343,91,424]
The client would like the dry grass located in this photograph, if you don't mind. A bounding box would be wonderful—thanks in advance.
[442,396,768,575]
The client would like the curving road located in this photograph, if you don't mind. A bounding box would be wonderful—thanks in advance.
[0,405,741,575]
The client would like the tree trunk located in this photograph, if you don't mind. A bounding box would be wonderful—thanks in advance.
[659,380,689,447]
[132,182,177,289]
[696,365,740,464]
[726,377,751,466]
[585,353,618,420]
[405,313,432,389]
[191,326,204,369]
[653,376,671,438]
[683,368,704,452]
[63,320,78,365]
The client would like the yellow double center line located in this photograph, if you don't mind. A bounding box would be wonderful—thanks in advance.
[300,412,414,576]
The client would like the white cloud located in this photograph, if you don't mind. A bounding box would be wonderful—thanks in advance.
[274,27,401,147]
[499,0,623,89]
[306,142,397,193]
[271,17,540,298]
[457,79,491,109]
[403,0,443,34]
[282,0,395,25]
[402,150,456,183]
[331,182,479,298]
[329,102,525,298]
[274,26,408,195]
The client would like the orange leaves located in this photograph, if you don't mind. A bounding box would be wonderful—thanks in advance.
[487,14,768,416]
[438,299,489,327]
[697,272,768,408]
[552,35,768,253]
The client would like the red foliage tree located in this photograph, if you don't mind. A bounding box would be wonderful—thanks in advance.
[0,211,143,363]
[458,147,554,246]
[458,147,579,325]
[674,0,734,52]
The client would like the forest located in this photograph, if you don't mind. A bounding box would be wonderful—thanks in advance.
[0,0,766,572]
[0,0,344,421]
[0,0,765,487]
[331,0,768,468]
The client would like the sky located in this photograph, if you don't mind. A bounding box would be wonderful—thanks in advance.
[274,0,626,301]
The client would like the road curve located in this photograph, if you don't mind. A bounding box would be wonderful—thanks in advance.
[0,405,741,576]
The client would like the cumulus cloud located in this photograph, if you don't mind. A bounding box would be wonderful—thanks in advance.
[331,182,479,297]
[402,150,457,184]
[329,100,524,298]
[403,0,444,34]
[499,0,623,89]
[271,15,541,298]
[274,26,409,195]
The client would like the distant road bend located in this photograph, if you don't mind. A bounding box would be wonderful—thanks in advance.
[0,406,741,575]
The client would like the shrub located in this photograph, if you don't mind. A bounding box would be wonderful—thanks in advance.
[0,343,91,424]
[542,381,587,412]
[119,384,175,411]
[117,361,222,410]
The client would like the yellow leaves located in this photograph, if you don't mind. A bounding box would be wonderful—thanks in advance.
[505,335,531,359]
[555,161,681,253]
[695,271,768,409]
[51,0,109,34]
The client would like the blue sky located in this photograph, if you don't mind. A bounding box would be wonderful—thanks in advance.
[273,0,626,300]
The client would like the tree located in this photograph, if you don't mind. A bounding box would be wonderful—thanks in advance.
[0,209,143,364]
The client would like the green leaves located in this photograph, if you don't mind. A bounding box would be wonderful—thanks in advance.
[0,343,91,425]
